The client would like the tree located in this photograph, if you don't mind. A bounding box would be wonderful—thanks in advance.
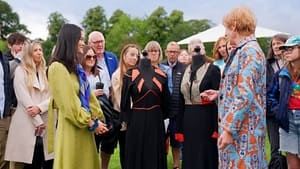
[42,12,67,63]
[81,6,108,39]
[168,10,184,28]
[165,10,185,42]
[108,9,127,28]
[0,0,29,39]
[106,10,146,57]
[170,19,212,43]
[47,12,68,43]
[145,7,169,47]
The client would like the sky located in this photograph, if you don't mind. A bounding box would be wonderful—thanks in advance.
[5,0,300,40]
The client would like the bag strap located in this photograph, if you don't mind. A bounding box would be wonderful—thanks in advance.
[97,65,102,82]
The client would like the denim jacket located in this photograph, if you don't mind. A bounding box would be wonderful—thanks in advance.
[267,67,292,132]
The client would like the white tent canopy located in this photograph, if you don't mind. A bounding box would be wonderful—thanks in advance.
[177,24,290,44]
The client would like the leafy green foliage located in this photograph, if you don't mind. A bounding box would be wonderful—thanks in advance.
[0,39,8,52]
[42,12,67,62]
[81,6,108,40]
[42,40,55,64]
[0,0,29,39]
[145,7,169,47]
[47,12,68,42]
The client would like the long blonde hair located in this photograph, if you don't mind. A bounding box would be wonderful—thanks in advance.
[21,40,48,93]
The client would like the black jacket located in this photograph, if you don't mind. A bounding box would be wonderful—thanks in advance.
[0,51,12,118]
[4,51,20,108]
[162,61,186,118]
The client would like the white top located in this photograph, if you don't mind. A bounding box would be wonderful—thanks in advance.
[97,58,111,98]
[111,68,121,112]
[87,74,99,90]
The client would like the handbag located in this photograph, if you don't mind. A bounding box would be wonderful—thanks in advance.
[268,153,287,169]
[97,96,120,142]
[96,74,120,142]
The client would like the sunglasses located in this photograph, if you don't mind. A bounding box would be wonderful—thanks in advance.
[86,55,97,60]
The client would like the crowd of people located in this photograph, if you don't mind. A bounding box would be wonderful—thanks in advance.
[0,6,299,169]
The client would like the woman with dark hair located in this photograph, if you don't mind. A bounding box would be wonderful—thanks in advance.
[80,45,101,97]
[47,24,108,169]
[266,33,289,165]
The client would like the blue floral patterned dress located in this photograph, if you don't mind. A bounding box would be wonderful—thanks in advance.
[218,36,268,169]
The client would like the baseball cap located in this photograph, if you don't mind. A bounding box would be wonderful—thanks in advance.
[279,35,300,50]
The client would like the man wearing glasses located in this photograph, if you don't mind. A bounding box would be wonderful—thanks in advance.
[162,41,186,169]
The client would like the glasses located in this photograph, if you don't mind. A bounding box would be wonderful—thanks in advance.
[282,46,299,53]
[86,55,97,60]
[148,49,159,53]
[167,50,179,54]
[91,40,104,45]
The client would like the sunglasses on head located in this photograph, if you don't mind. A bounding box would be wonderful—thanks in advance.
[86,55,97,60]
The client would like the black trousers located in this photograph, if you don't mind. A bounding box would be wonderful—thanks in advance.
[266,116,280,157]
[118,130,126,169]
[23,136,53,169]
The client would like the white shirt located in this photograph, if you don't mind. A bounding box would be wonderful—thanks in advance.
[96,58,111,98]
[0,62,5,118]
[87,74,99,90]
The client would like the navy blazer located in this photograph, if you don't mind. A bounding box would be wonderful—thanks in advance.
[103,51,118,78]
[267,67,292,132]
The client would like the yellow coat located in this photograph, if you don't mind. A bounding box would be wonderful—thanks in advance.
[47,62,104,169]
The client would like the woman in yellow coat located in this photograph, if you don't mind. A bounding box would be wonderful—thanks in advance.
[47,24,108,169]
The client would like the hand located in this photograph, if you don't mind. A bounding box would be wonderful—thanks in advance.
[27,106,41,117]
[11,48,23,58]
[35,124,46,136]
[94,89,104,97]
[200,89,219,101]
[94,121,109,135]
[218,130,234,149]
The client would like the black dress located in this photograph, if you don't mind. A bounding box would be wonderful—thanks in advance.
[178,55,220,169]
[121,60,170,169]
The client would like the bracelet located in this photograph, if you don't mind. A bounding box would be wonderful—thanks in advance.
[88,118,99,131]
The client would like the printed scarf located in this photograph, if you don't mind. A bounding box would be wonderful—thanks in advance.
[76,64,91,112]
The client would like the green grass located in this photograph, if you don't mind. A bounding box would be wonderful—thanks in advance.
[108,137,271,169]
[109,146,175,169]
